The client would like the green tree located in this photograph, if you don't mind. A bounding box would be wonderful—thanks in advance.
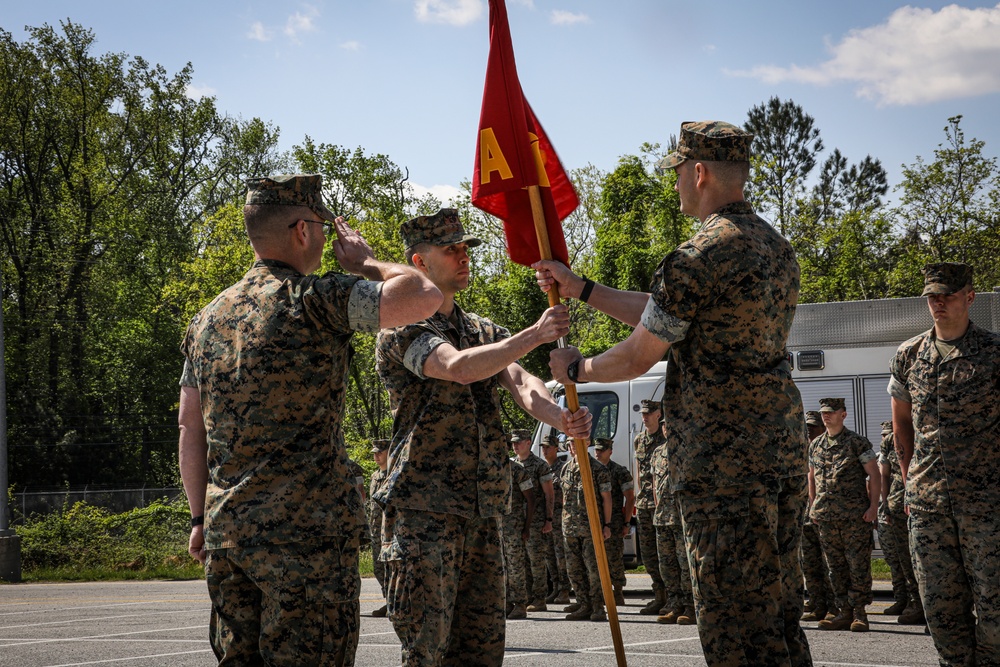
[744,97,824,235]
[0,22,280,488]
[892,115,1000,293]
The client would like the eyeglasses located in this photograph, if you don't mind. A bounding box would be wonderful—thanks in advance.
[289,219,334,237]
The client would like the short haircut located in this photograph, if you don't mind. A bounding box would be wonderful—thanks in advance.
[405,242,431,267]
[704,160,750,188]
[244,204,311,244]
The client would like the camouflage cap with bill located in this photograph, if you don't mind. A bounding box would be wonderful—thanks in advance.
[245,173,337,222]
[656,121,753,173]
[401,208,482,251]
[921,262,973,297]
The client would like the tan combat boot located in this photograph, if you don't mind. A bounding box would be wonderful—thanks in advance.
[526,599,547,612]
[883,599,907,615]
[563,602,584,613]
[371,604,388,618]
[676,606,696,625]
[801,603,829,622]
[898,600,925,625]
[507,603,527,620]
[613,584,625,606]
[590,606,607,622]
[553,589,571,604]
[657,607,683,624]
[640,590,666,615]
[818,607,853,631]
[566,605,592,621]
[850,607,870,632]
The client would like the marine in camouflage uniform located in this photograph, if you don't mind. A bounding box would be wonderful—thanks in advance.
[374,209,589,666]
[542,121,812,666]
[500,452,534,618]
[178,173,440,667]
[633,399,669,615]
[876,423,910,616]
[561,446,613,621]
[512,430,556,610]
[808,398,880,632]
[877,424,924,624]
[888,262,1000,666]
[594,438,634,603]
[541,434,571,603]
[650,388,694,625]
[368,439,391,617]
[799,411,836,622]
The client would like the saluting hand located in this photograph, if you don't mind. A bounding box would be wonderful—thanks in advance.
[331,218,376,275]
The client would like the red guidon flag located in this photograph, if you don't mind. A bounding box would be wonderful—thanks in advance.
[471,0,578,267]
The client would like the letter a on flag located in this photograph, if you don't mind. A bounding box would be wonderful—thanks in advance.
[471,0,578,267]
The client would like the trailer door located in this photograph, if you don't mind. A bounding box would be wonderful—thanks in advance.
[794,377,859,433]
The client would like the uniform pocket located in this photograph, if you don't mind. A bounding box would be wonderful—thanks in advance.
[385,538,424,624]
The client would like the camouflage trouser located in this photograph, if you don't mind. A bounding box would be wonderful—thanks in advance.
[500,516,529,607]
[637,507,666,595]
[605,524,627,588]
[800,522,835,608]
[369,507,387,599]
[816,518,874,611]
[205,536,361,667]
[878,512,908,604]
[910,509,1000,667]
[886,507,919,604]
[544,518,571,591]
[679,476,811,667]
[526,519,556,600]
[655,521,693,611]
[564,533,605,611]
[382,507,505,667]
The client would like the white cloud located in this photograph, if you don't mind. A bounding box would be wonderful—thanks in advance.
[550,10,590,25]
[284,6,320,42]
[510,0,535,7]
[408,182,464,207]
[340,40,361,51]
[247,21,272,42]
[184,84,217,100]
[727,3,1000,106]
[414,0,484,26]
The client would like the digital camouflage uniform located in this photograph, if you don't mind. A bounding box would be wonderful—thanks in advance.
[517,451,555,602]
[375,299,509,667]
[877,430,912,609]
[545,453,571,594]
[368,466,388,599]
[602,456,634,590]
[181,174,382,666]
[634,423,668,602]
[651,431,693,614]
[888,264,1000,666]
[561,454,612,614]
[809,422,876,612]
[800,413,835,616]
[648,121,811,667]
[501,458,533,609]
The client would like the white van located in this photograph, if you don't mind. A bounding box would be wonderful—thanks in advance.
[531,360,668,569]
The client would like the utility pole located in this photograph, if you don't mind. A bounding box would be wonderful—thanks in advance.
[0,271,22,582]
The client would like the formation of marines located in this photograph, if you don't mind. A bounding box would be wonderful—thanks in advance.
[181,121,997,667]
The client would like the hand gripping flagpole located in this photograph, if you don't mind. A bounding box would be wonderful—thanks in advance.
[528,185,627,667]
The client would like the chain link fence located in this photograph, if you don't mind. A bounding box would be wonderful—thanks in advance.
[13,486,184,522]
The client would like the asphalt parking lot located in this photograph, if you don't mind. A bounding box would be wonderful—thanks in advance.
[0,574,939,666]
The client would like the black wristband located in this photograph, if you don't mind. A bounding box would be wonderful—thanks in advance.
[603,522,611,528]
[566,359,587,384]
[579,277,596,303]
[190,515,204,527]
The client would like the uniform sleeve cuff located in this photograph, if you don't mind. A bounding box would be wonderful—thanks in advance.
[640,298,690,343]
[403,331,448,379]
[348,280,383,333]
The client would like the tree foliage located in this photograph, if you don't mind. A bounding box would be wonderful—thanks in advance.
[3,25,999,495]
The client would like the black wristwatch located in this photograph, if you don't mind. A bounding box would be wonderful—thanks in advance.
[190,515,205,528]
[566,359,587,384]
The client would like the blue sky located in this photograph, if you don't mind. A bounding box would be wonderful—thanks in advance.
[6,1,1000,207]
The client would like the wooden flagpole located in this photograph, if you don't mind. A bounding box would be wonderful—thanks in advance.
[527,185,627,667]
